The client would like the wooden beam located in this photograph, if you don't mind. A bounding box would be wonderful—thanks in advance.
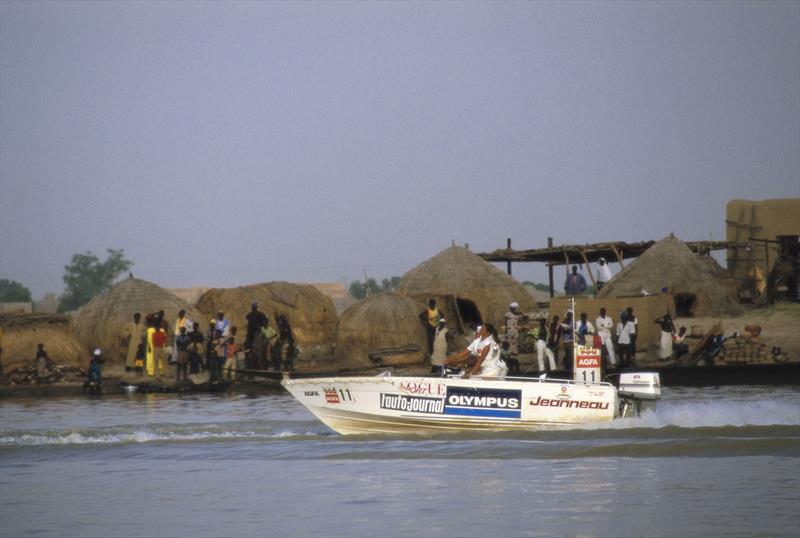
[578,248,597,288]
[547,237,554,298]
[506,238,512,275]
[609,244,625,269]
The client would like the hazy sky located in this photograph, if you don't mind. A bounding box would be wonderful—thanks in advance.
[1,1,798,298]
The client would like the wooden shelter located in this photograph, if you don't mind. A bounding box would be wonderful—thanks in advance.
[196,282,337,364]
[73,278,204,364]
[479,238,730,296]
[397,246,536,331]
[333,293,428,371]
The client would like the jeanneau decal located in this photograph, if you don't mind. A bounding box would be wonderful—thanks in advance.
[380,394,444,414]
[529,396,609,410]
[444,387,522,418]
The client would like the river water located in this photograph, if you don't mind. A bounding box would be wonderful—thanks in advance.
[1,384,798,538]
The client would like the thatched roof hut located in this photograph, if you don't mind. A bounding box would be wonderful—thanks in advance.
[397,246,536,331]
[195,282,337,363]
[73,278,204,363]
[597,235,742,317]
[0,313,86,372]
[334,293,428,371]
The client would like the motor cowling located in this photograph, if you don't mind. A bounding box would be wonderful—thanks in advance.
[618,372,661,400]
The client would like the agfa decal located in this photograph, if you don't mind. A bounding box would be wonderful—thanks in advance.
[576,357,601,367]
[444,387,522,418]
[304,391,320,397]
[380,393,444,414]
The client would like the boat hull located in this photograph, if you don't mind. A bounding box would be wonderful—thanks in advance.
[282,375,618,435]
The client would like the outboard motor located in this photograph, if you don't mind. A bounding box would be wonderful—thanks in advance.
[617,372,661,417]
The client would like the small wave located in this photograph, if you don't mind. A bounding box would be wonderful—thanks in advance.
[0,428,323,446]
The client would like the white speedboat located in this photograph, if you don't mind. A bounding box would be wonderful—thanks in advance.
[281,368,660,435]
[283,299,661,435]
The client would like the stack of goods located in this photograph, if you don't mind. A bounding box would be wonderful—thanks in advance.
[714,325,788,365]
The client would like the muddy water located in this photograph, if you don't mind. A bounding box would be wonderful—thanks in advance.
[1,385,798,537]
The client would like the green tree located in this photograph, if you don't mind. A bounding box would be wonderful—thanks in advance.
[58,248,133,313]
[348,278,383,300]
[0,279,32,303]
[522,281,551,292]
[380,276,401,292]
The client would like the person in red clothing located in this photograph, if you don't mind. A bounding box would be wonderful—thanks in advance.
[151,324,168,379]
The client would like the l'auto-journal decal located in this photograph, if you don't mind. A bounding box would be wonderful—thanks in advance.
[380,394,445,414]
[444,387,522,418]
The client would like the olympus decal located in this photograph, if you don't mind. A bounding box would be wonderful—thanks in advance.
[444,387,522,418]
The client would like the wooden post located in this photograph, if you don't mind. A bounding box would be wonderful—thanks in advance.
[506,238,512,275]
[610,244,626,269]
[578,249,597,288]
[547,237,554,298]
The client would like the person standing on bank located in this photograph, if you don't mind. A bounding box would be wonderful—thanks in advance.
[172,310,192,363]
[245,302,267,368]
[430,318,449,374]
[151,322,168,379]
[616,312,635,367]
[36,343,50,379]
[626,307,638,361]
[595,308,616,368]
[655,312,676,360]
[564,265,588,296]
[596,258,613,291]
[420,299,442,356]
[504,302,522,357]
[534,318,557,372]
[548,315,563,368]
[175,326,190,381]
[122,312,144,372]
[215,311,231,339]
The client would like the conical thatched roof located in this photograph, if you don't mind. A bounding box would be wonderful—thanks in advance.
[397,246,536,329]
[196,282,337,363]
[0,313,86,372]
[73,278,204,363]
[597,235,742,316]
[334,293,428,371]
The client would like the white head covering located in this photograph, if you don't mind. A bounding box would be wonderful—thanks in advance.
[509,302,518,309]
[93,349,102,356]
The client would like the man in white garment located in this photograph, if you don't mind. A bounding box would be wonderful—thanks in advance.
[595,307,616,368]
[596,257,614,291]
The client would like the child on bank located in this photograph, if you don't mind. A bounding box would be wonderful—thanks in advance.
[134,343,145,376]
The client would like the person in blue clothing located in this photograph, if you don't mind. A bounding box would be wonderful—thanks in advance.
[84,349,104,395]
[564,265,588,296]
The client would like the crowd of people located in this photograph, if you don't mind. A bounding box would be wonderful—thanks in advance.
[512,304,644,372]
[119,303,297,384]
[423,293,694,378]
